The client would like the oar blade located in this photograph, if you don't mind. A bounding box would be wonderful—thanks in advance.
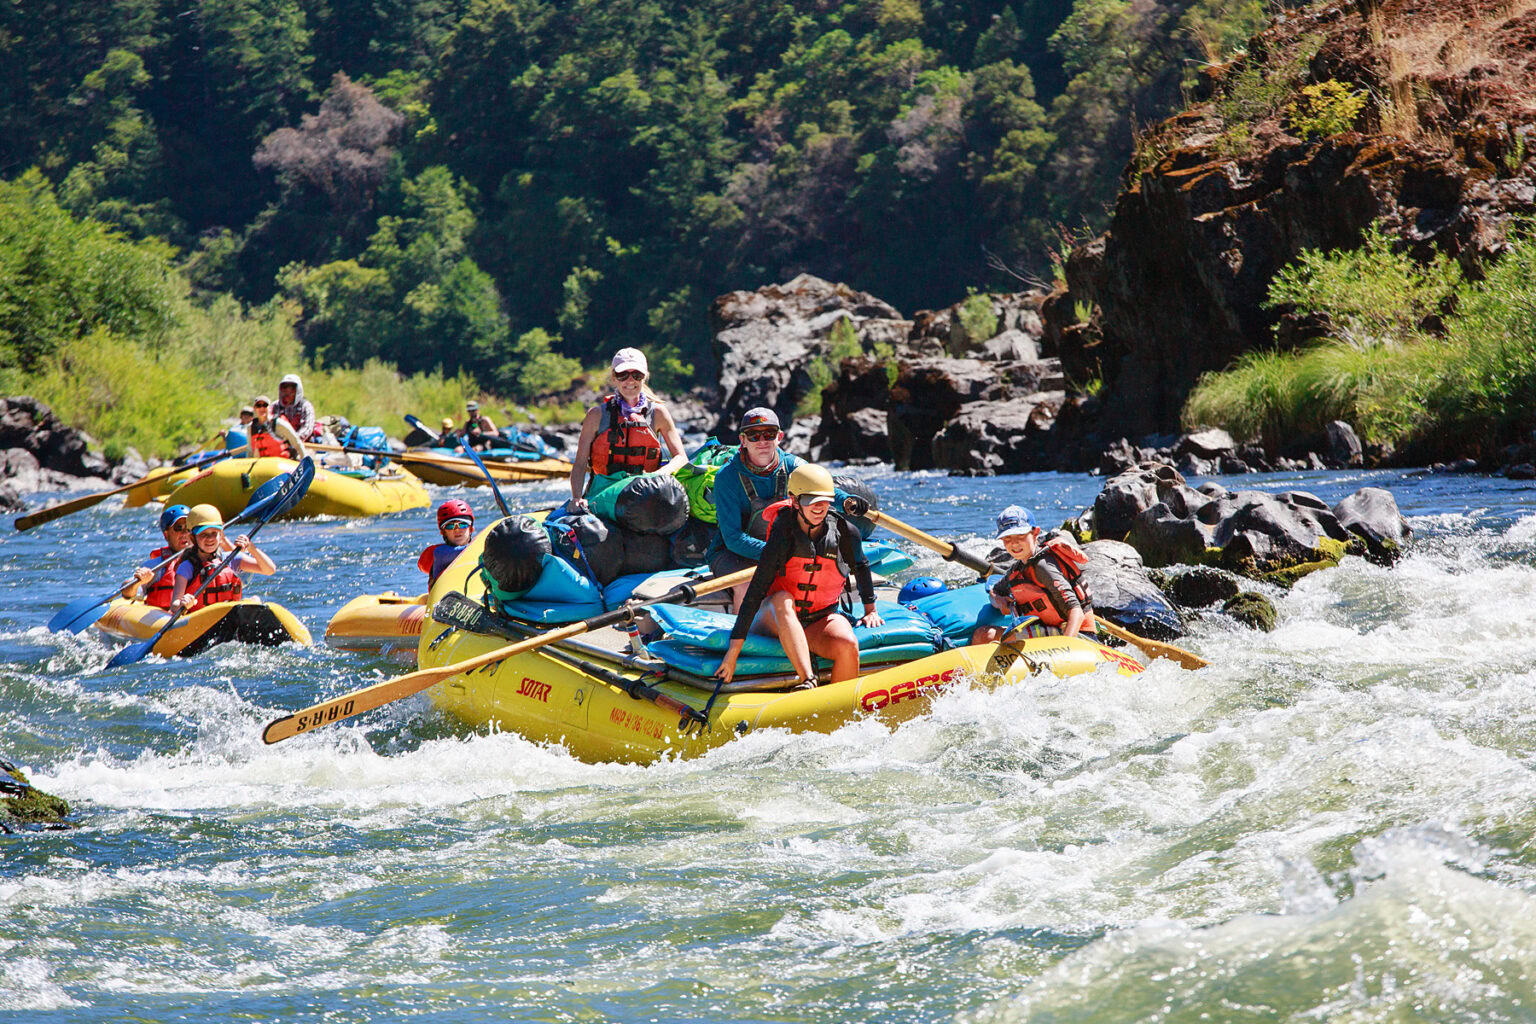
[458,436,512,517]
[404,414,442,444]
[49,593,117,634]
[106,636,158,668]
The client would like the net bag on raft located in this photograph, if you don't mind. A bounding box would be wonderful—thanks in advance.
[587,473,689,536]
[548,512,626,586]
[479,515,552,600]
[673,440,736,524]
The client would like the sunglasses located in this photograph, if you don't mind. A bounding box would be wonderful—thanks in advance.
[614,370,645,382]
[442,519,472,530]
[167,521,190,533]
[742,428,779,442]
[801,498,833,511]
[254,402,269,408]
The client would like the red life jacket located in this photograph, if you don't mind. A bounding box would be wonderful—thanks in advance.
[1000,538,1094,629]
[183,554,243,609]
[588,395,664,476]
[763,502,851,620]
[251,430,288,458]
[143,545,180,609]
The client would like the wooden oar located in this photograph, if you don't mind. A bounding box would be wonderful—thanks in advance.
[855,505,1209,671]
[104,458,316,668]
[432,591,706,729]
[14,445,248,532]
[261,567,754,744]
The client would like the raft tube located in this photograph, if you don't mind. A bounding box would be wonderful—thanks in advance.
[324,592,428,663]
[95,598,311,658]
[403,451,572,487]
[169,456,430,519]
[415,518,1144,764]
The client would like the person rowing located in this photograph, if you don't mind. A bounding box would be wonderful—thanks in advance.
[460,400,499,450]
[120,504,194,608]
[713,464,883,690]
[568,348,687,513]
[704,407,803,611]
[273,374,320,452]
[248,396,289,458]
[168,504,276,612]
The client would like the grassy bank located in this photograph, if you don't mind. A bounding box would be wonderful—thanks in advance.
[0,173,567,459]
[1184,223,1536,460]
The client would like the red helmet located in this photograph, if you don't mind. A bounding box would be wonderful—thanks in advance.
[437,499,474,529]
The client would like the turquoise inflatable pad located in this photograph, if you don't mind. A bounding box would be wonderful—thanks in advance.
[909,582,1008,641]
[649,599,938,656]
[645,639,939,677]
[865,541,913,576]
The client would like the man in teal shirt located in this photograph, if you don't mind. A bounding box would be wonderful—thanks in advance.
[706,408,804,610]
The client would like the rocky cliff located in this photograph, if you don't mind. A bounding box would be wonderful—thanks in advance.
[1063,0,1536,440]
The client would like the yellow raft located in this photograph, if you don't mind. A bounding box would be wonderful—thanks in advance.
[170,457,430,519]
[414,524,1145,765]
[324,592,427,663]
[95,598,311,658]
[122,463,199,508]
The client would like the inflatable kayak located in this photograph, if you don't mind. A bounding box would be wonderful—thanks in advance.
[325,592,427,663]
[95,598,311,658]
[403,451,572,487]
[170,457,430,519]
[412,519,1144,764]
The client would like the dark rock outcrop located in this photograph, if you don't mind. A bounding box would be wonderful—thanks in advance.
[1080,539,1184,639]
[709,274,911,435]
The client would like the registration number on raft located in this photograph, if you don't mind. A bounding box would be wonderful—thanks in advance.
[610,706,666,740]
[860,668,959,712]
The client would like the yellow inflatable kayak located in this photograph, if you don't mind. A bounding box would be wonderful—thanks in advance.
[170,457,429,519]
[412,522,1144,765]
[325,592,427,663]
[95,598,311,658]
[122,464,198,508]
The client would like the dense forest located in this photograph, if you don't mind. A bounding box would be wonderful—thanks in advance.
[0,0,1265,426]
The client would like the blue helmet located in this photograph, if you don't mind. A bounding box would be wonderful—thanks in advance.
[897,577,946,605]
[159,503,191,533]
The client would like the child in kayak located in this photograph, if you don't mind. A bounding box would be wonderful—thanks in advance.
[971,505,1096,643]
[418,499,475,589]
[121,504,194,608]
[170,504,276,612]
[713,464,883,689]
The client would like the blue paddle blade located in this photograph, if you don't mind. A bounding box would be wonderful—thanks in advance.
[106,635,157,668]
[51,595,116,634]
[459,437,512,517]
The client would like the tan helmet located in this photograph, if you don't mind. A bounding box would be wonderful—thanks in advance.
[441,417,454,430]
[788,464,836,501]
[187,504,223,535]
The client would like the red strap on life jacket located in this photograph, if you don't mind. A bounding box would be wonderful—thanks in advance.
[186,557,243,609]
[589,395,663,476]
[144,545,179,609]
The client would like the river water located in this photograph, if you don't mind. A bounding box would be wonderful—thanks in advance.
[2,466,1534,1022]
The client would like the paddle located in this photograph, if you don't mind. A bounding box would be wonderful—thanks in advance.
[458,435,512,517]
[261,567,754,744]
[172,429,228,466]
[14,446,247,532]
[431,591,707,730]
[403,414,442,445]
[103,457,316,668]
[47,474,295,635]
[300,440,568,475]
[851,504,1209,671]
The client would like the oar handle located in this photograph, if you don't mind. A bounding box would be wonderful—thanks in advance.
[263,567,754,743]
[860,508,994,575]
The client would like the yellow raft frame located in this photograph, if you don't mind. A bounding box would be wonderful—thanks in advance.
[95,598,312,658]
[324,592,427,663]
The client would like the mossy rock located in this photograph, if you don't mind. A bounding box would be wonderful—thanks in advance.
[1222,591,1277,631]
[1165,567,1241,608]
[2,760,70,827]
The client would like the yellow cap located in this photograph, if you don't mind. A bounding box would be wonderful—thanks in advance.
[187,504,223,534]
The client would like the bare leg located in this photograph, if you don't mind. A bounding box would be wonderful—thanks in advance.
[763,590,817,682]
[804,614,861,682]
[971,624,1004,645]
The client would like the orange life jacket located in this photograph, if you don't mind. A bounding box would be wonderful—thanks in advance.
[762,501,851,620]
[143,545,180,609]
[588,395,663,477]
[251,430,288,458]
[1000,538,1094,629]
[182,555,243,609]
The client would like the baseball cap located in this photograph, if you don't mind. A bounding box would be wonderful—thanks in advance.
[611,348,648,375]
[995,505,1037,538]
[739,407,780,431]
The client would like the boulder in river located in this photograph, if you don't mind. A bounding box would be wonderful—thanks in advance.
[1080,539,1184,639]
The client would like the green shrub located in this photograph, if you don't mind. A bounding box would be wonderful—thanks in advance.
[957,294,999,343]
[1284,80,1366,139]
